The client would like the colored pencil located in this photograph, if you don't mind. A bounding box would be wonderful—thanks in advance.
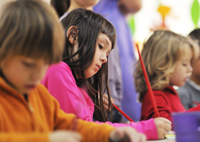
[112,103,134,122]
[136,44,160,117]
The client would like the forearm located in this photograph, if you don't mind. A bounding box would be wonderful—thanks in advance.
[0,133,49,142]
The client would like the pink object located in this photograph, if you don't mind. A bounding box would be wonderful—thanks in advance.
[41,61,158,140]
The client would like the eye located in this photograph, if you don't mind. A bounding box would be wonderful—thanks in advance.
[22,61,35,68]
[182,63,187,66]
[98,44,103,49]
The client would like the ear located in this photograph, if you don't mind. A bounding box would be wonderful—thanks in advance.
[66,26,78,45]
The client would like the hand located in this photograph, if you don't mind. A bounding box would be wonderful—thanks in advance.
[100,93,115,111]
[49,131,82,142]
[154,117,172,139]
[109,127,146,142]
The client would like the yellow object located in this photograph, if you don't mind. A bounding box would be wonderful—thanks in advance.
[157,5,171,18]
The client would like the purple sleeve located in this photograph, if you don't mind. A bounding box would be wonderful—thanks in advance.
[41,62,93,121]
[95,118,158,140]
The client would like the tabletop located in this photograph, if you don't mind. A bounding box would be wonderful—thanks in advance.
[147,139,175,142]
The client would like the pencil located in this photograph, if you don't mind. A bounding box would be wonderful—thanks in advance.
[136,44,160,117]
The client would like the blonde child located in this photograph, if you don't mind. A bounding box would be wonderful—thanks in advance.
[0,1,146,142]
[134,30,200,123]
[42,8,172,140]
[178,28,200,110]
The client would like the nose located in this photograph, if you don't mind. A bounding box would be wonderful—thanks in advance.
[100,55,107,64]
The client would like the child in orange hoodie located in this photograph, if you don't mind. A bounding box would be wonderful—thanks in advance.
[0,0,146,142]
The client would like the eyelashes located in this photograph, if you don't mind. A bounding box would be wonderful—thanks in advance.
[98,44,103,49]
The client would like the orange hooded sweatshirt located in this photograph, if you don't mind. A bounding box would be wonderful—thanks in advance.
[0,77,115,142]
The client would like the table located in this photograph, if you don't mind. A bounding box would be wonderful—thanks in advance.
[147,139,175,142]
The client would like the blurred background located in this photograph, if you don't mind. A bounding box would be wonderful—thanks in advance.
[127,0,200,51]
[1,0,199,46]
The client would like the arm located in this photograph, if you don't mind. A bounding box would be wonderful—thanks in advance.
[141,92,172,122]
[94,118,158,140]
[187,104,200,112]
[0,133,48,142]
[42,62,93,121]
[50,93,146,142]
[118,0,142,15]
[108,119,158,140]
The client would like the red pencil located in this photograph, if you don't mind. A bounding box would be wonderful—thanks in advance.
[136,44,160,117]
[112,103,134,122]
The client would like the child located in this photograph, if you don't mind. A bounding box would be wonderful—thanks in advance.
[178,28,200,110]
[134,30,199,122]
[42,8,172,140]
[50,0,99,20]
[0,1,146,142]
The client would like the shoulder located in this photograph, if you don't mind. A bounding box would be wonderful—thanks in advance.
[44,61,73,79]
[142,89,170,104]
[47,61,71,73]
[31,84,55,102]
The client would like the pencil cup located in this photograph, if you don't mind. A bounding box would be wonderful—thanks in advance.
[172,112,200,142]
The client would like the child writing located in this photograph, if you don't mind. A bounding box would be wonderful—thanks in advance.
[178,28,200,110]
[42,8,172,140]
[134,30,200,123]
[0,0,146,142]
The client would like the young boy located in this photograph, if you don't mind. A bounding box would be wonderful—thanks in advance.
[178,28,200,110]
[0,0,146,142]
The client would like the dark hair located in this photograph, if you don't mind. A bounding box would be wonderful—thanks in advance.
[51,0,70,17]
[188,28,200,46]
[61,8,116,121]
[0,0,65,64]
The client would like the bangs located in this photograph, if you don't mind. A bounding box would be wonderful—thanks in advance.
[0,0,65,64]
[178,39,199,62]
[101,20,116,50]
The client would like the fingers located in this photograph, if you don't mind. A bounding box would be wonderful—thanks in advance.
[111,127,146,142]
[163,123,172,132]
[128,131,146,142]
[154,117,172,139]
[158,117,172,125]
[101,94,115,111]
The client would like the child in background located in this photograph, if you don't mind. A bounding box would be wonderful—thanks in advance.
[42,8,172,140]
[50,0,99,20]
[178,28,200,110]
[134,30,200,123]
[0,1,146,142]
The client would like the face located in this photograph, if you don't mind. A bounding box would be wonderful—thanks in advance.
[191,57,200,78]
[1,56,49,95]
[74,0,100,8]
[84,33,112,78]
[170,49,193,86]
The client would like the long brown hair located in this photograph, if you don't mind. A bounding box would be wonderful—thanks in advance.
[51,0,70,17]
[61,8,116,121]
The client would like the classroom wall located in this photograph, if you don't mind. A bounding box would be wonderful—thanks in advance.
[132,0,200,43]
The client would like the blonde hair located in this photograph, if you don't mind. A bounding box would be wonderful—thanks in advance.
[0,0,65,64]
[134,30,199,102]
